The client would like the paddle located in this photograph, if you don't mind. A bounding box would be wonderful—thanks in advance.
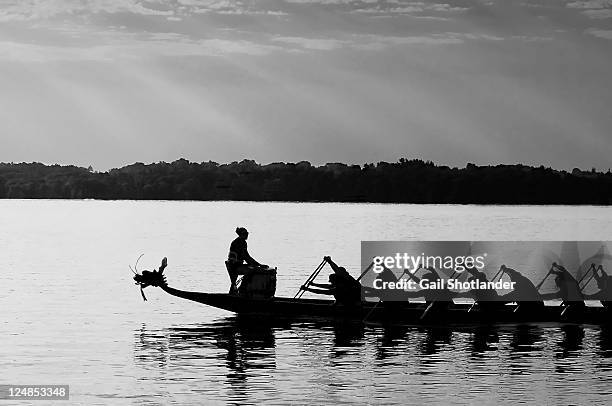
[577,263,596,285]
[362,299,382,323]
[509,265,553,314]
[490,265,505,283]
[561,264,605,317]
[356,260,375,282]
[418,267,446,321]
[420,302,436,321]
[578,263,597,292]
[467,266,504,313]
[535,265,555,290]
[401,266,424,283]
[294,258,326,299]
[541,263,583,317]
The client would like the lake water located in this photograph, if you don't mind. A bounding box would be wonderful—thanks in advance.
[1,200,612,405]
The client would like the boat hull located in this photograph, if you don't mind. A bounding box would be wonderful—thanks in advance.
[159,285,611,326]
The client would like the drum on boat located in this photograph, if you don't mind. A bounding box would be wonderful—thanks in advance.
[238,266,277,299]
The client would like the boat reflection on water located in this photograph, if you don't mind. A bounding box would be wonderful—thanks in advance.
[556,324,585,359]
[133,318,612,404]
[597,325,612,358]
[470,326,500,356]
[328,321,366,359]
[374,325,410,361]
[134,316,281,403]
[135,318,279,365]
[509,325,544,355]
[553,324,585,375]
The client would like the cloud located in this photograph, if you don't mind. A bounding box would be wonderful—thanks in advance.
[349,1,468,15]
[0,0,600,65]
[509,35,554,42]
[583,9,612,17]
[352,6,424,14]
[273,36,347,50]
[0,0,174,22]
[451,32,504,41]
[271,31,504,53]
[176,0,288,16]
[0,0,290,22]
[586,28,612,39]
[353,33,464,48]
[567,0,612,18]
[567,0,612,8]
[282,0,468,15]
[0,41,102,62]
[281,0,354,3]
[0,34,282,62]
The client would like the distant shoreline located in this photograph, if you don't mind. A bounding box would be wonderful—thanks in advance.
[2,199,612,208]
[1,159,611,205]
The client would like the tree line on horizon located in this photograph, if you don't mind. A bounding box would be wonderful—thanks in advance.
[0,158,611,204]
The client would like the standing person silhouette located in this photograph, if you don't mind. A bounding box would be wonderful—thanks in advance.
[226,227,263,294]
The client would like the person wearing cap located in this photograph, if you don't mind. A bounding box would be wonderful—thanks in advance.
[226,227,263,294]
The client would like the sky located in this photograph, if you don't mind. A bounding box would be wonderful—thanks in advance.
[0,0,610,171]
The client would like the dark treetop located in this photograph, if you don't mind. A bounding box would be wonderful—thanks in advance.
[0,159,611,204]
